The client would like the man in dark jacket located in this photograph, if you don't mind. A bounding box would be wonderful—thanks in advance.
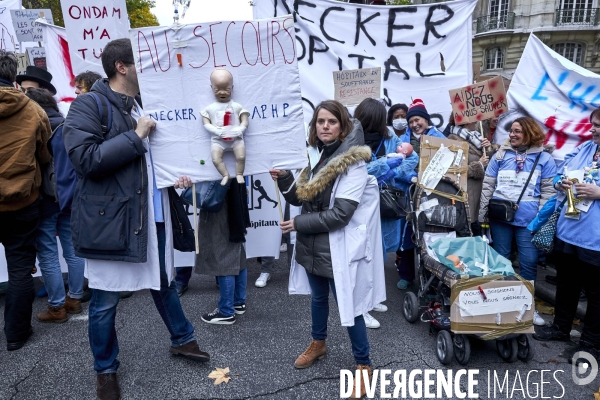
[63,39,209,400]
[0,50,52,351]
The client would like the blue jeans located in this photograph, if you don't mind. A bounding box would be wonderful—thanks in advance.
[306,271,371,366]
[490,221,538,281]
[175,267,192,288]
[36,201,85,307]
[88,223,196,374]
[217,268,247,317]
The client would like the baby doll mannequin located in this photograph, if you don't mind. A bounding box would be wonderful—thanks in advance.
[387,143,414,158]
[202,69,250,185]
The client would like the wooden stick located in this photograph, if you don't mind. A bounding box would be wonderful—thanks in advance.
[274,180,284,222]
[192,183,199,254]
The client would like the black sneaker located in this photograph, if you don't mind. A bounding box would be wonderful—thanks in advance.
[234,304,246,315]
[201,308,236,325]
[568,341,600,366]
[533,323,570,342]
[176,285,188,297]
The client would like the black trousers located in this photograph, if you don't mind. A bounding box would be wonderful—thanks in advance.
[554,250,600,347]
[0,199,40,342]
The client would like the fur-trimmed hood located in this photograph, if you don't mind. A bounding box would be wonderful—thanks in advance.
[296,145,371,201]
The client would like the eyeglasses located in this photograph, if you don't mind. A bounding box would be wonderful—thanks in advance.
[20,86,34,93]
[509,129,523,134]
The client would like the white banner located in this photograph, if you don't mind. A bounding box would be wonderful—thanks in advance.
[0,243,69,283]
[39,22,76,103]
[506,34,600,160]
[253,0,477,126]
[0,0,20,52]
[130,17,307,188]
[60,0,129,75]
[10,9,53,42]
[245,174,282,259]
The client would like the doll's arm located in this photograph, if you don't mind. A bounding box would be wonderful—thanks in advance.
[229,113,249,137]
[203,116,226,138]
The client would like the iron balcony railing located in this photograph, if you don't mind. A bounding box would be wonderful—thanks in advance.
[476,12,515,34]
[555,8,599,26]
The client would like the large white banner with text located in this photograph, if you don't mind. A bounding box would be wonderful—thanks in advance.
[39,21,76,104]
[254,0,477,127]
[130,17,307,188]
[0,0,20,51]
[506,34,600,160]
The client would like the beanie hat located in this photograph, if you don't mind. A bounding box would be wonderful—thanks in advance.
[406,98,430,123]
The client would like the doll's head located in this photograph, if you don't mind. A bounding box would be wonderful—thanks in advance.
[396,143,414,157]
[210,69,234,103]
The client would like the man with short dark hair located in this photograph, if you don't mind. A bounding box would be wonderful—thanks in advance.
[64,39,209,400]
[0,49,52,351]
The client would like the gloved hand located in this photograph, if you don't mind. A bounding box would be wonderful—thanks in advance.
[377,170,395,185]
[386,157,403,169]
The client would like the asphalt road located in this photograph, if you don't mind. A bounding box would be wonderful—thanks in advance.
[0,254,596,400]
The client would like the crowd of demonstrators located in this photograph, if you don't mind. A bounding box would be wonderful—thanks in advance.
[479,117,556,326]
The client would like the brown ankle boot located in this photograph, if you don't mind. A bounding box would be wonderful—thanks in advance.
[294,339,326,369]
[350,364,372,399]
[36,305,68,323]
[97,372,121,400]
[64,296,82,314]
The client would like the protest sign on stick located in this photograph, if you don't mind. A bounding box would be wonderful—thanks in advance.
[130,17,307,188]
[449,76,508,124]
[15,51,29,74]
[10,9,53,42]
[0,0,20,52]
[26,46,45,68]
[59,0,129,75]
[245,174,283,259]
[333,67,381,106]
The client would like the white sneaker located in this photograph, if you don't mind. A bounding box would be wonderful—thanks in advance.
[372,303,388,313]
[255,272,271,288]
[280,244,287,252]
[363,312,380,329]
[533,310,546,326]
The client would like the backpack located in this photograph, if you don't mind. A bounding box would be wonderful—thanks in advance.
[88,92,113,135]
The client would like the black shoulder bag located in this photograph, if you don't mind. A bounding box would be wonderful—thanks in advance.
[488,153,541,223]
[167,187,195,252]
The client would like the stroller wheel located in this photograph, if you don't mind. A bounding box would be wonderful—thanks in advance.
[436,330,454,365]
[453,334,471,365]
[496,338,519,363]
[402,292,419,323]
[516,334,535,362]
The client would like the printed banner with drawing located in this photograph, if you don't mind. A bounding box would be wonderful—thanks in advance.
[130,17,307,188]
[507,34,600,160]
[245,173,283,259]
[253,0,478,126]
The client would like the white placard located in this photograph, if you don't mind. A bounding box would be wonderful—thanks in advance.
[59,0,129,75]
[0,0,20,51]
[10,8,53,42]
[26,46,45,67]
[0,242,69,283]
[254,0,477,126]
[38,21,77,103]
[15,50,27,74]
[245,174,282,259]
[458,285,533,317]
[506,34,600,160]
[420,145,454,194]
[130,17,307,188]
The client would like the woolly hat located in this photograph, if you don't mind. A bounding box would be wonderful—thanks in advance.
[406,98,430,123]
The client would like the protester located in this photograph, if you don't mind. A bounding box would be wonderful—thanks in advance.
[478,117,556,326]
[447,119,494,235]
[482,116,499,142]
[533,107,600,365]
[73,71,102,96]
[255,256,274,288]
[271,99,385,398]
[0,50,52,351]
[16,66,57,94]
[387,103,408,137]
[193,179,250,325]
[400,98,446,155]
[354,98,418,320]
[63,39,209,400]
[25,88,85,323]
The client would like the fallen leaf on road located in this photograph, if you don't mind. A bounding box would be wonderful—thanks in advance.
[573,319,581,326]
[208,367,231,385]
[593,387,600,400]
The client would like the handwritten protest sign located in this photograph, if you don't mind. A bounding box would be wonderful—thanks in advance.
[26,46,45,68]
[10,9,53,42]
[449,76,508,124]
[333,67,381,106]
[0,0,20,51]
[59,0,129,75]
[254,0,478,126]
[15,51,29,74]
[418,136,469,199]
[130,17,307,188]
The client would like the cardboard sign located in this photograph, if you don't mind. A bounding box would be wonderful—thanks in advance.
[26,46,46,68]
[449,75,508,124]
[59,0,129,75]
[333,67,381,106]
[10,9,53,42]
[15,52,29,75]
[418,136,469,200]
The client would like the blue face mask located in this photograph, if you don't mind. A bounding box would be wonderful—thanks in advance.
[393,118,407,131]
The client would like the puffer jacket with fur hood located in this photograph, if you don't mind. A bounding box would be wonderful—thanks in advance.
[278,119,370,279]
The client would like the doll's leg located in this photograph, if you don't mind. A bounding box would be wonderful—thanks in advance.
[233,141,246,184]
[211,145,230,186]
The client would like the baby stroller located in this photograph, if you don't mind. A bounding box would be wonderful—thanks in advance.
[401,177,536,365]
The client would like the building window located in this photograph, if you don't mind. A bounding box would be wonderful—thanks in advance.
[486,47,504,70]
[551,43,584,65]
[557,0,596,25]
[488,0,510,19]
